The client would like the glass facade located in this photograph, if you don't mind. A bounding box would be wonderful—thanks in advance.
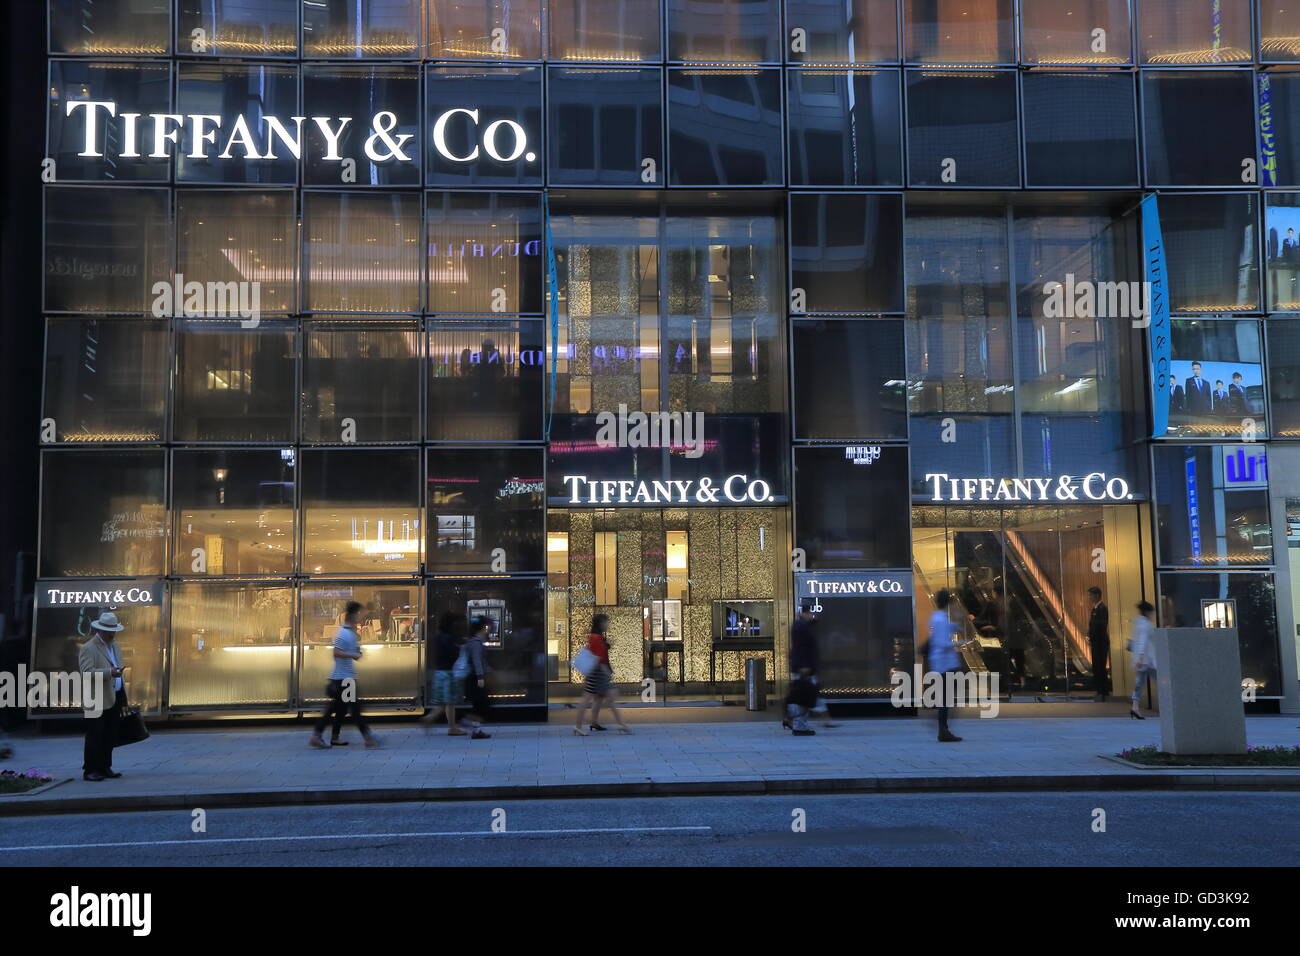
[33,0,1296,716]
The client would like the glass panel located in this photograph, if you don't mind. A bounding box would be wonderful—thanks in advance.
[303,64,419,186]
[904,0,1015,63]
[549,0,662,61]
[301,448,422,574]
[1139,0,1252,64]
[40,450,166,577]
[668,68,783,186]
[175,62,298,184]
[425,67,542,186]
[177,190,297,314]
[50,0,170,54]
[427,319,545,441]
[32,600,165,715]
[789,193,904,312]
[792,319,908,439]
[172,449,296,575]
[786,69,904,187]
[168,582,294,708]
[302,191,422,313]
[174,320,297,442]
[1158,193,1259,313]
[302,0,421,57]
[177,0,298,57]
[548,67,663,186]
[1261,0,1300,61]
[1266,193,1300,310]
[45,187,171,313]
[300,584,423,704]
[426,447,545,572]
[42,318,167,442]
[905,70,1020,187]
[1154,444,1272,566]
[427,577,547,706]
[1020,0,1133,64]
[302,320,421,443]
[1266,72,1300,186]
[795,444,911,568]
[49,61,172,181]
[786,0,900,63]
[1022,72,1138,187]
[668,0,781,62]
[1157,572,1281,693]
[426,0,543,59]
[1267,318,1300,436]
[426,191,543,314]
[1162,319,1267,439]
[1143,71,1257,186]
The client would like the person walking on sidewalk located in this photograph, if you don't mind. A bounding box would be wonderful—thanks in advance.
[1129,600,1157,720]
[924,590,963,743]
[78,611,128,781]
[460,617,493,739]
[421,612,467,736]
[310,601,380,750]
[784,601,820,736]
[574,614,630,735]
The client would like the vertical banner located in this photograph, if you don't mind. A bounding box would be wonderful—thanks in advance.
[1142,194,1171,439]
[1258,73,1278,188]
[544,193,560,440]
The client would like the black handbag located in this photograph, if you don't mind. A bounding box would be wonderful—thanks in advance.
[115,705,150,746]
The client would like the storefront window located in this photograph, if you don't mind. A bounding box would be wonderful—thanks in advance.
[1020,0,1132,64]
[792,320,907,440]
[786,0,900,64]
[303,321,421,443]
[668,0,781,63]
[427,319,545,441]
[172,449,295,576]
[177,190,297,314]
[1154,444,1272,567]
[548,67,663,187]
[301,448,421,574]
[906,70,1019,187]
[426,191,543,313]
[1160,319,1266,439]
[1139,0,1252,64]
[301,65,419,186]
[174,320,297,442]
[45,187,171,313]
[427,448,545,573]
[1022,72,1138,187]
[176,0,298,57]
[303,0,421,57]
[1267,318,1300,437]
[48,60,171,181]
[668,69,783,186]
[31,599,165,715]
[790,193,904,313]
[427,0,543,60]
[904,0,1014,64]
[1159,193,1260,313]
[42,318,167,443]
[40,449,166,577]
[428,577,547,706]
[168,582,294,708]
[786,69,903,187]
[300,584,423,704]
[303,191,422,313]
[795,444,911,568]
[1143,71,1257,186]
[1157,572,1281,695]
[175,62,298,184]
[50,0,170,55]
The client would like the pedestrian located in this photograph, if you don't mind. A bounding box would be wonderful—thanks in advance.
[460,617,493,739]
[574,613,630,735]
[1087,585,1110,701]
[421,612,468,736]
[1129,600,1157,719]
[78,611,128,781]
[309,601,380,750]
[784,600,821,736]
[924,589,963,742]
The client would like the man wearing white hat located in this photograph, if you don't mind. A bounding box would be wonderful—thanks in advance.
[78,611,127,781]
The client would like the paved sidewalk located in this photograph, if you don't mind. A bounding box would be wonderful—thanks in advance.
[2,715,1297,814]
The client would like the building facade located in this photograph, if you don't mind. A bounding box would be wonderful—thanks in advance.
[31,0,1300,719]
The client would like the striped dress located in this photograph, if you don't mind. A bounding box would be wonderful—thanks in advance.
[583,632,612,696]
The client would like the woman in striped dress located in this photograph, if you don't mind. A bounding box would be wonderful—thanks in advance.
[574,614,630,735]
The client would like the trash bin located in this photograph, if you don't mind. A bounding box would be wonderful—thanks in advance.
[745,658,766,711]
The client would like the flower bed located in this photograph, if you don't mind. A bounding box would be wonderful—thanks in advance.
[1118,745,1300,768]
[0,769,55,794]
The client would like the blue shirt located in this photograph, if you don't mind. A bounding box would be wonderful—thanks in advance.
[329,626,361,681]
[926,610,960,673]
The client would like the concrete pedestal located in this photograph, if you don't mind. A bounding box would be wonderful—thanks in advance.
[1151,628,1247,755]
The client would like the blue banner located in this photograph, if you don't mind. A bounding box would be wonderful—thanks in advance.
[544,194,560,441]
[1142,194,1171,439]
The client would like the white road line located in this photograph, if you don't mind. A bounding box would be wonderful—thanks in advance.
[0,825,713,853]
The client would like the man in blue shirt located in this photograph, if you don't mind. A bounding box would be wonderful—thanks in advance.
[925,590,963,743]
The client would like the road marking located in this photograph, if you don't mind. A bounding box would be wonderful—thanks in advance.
[0,825,713,853]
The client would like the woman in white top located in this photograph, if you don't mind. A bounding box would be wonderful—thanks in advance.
[1129,600,1156,719]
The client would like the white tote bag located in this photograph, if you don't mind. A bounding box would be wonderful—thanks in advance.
[572,647,600,677]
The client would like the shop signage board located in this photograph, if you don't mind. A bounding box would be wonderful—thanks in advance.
[559,473,776,506]
[37,581,163,608]
[922,473,1134,503]
[795,571,913,601]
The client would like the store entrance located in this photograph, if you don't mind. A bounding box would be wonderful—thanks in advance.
[546,507,790,704]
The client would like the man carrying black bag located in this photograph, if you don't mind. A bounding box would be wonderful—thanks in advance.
[78,611,129,781]
[784,601,820,736]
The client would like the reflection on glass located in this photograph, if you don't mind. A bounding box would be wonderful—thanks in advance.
[795,445,911,568]
[548,67,663,186]
[427,0,543,59]
[549,0,661,61]
[427,448,545,572]
[428,577,546,705]
[1139,0,1251,64]
[303,65,420,186]
[49,61,171,181]
[906,71,1019,187]
[1143,71,1257,186]
[1022,72,1137,187]
[303,192,422,313]
[668,0,781,62]
[43,318,167,442]
[787,69,903,187]
[427,320,544,441]
[177,0,298,56]
[303,0,421,56]
[177,191,297,313]
[1158,572,1281,694]
[173,449,296,575]
[300,584,423,703]
[792,320,907,439]
[668,69,783,185]
[1020,0,1132,64]
[1267,319,1300,436]
[303,321,421,443]
[786,0,900,63]
[1154,444,1272,566]
[50,0,170,54]
[40,450,166,577]
[904,0,1014,63]
[168,582,294,707]
[301,448,421,574]
[32,602,165,715]
[175,320,297,442]
[1159,193,1259,313]
[426,192,543,313]
[790,193,904,312]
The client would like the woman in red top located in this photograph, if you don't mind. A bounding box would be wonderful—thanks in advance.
[574,614,630,735]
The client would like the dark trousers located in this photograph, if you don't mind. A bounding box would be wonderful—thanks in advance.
[466,677,491,723]
[1090,638,1111,695]
[83,688,125,773]
[314,679,370,739]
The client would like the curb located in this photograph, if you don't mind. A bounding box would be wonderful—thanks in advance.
[3,771,1300,815]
